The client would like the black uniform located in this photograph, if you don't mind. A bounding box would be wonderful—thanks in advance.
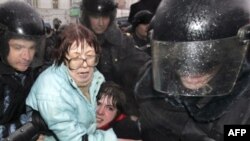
[0,62,40,138]
[0,2,50,140]
[132,33,151,55]
[120,0,250,140]
[130,10,153,55]
[134,61,250,141]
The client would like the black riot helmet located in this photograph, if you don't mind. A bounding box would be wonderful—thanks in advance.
[80,0,117,28]
[152,0,250,96]
[0,1,45,66]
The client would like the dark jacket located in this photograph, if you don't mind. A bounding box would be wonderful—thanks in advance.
[132,33,151,55]
[96,23,150,84]
[112,116,141,140]
[131,59,250,141]
[0,62,41,138]
[100,114,141,140]
[96,24,151,116]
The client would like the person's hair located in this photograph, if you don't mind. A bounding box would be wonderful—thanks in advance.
[97,81,127,115]
[53,23,101,66]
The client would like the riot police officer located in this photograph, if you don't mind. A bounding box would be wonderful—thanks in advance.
[131,10,153,55]
[120,0,250,140]
[0,1,49,140]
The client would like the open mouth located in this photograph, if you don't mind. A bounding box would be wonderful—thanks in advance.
[96,117,103,123]
[78,71,89,78]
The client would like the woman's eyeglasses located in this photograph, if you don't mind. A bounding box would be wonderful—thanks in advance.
[66,55,99,70]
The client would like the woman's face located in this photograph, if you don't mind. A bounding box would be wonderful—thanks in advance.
[66,40,96,87]
[96,95,118,129]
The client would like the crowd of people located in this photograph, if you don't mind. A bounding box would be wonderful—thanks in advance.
[0,0,250,141]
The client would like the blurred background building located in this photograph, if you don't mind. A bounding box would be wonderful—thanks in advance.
[0,0,138,28]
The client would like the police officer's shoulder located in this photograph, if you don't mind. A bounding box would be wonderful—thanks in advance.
[122,32,135,47]
[124,32,132,37]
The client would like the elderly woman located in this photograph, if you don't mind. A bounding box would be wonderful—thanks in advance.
[26,23,117,141]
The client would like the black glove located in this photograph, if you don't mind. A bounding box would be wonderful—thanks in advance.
[3,110,52,141]
[2,122,39,141]
[31,110,51,134]
[112,117,142,140]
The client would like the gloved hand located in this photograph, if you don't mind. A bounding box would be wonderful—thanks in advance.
[3,110,52,141]
[31,110,50,134]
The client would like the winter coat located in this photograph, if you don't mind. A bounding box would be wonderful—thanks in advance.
[132,33,151,55]
[26,64,117,141]
[0,62,40,139]
[96,24,136,84]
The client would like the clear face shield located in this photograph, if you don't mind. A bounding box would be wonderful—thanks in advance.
[152,35,248,96]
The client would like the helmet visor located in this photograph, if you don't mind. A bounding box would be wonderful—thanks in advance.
[152,37,247,96]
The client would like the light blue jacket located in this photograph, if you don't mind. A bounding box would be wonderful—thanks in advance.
[26,64,117,141]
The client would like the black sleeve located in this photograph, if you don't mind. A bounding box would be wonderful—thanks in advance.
[2,110,53,141]
[0,76,4,120]
[2,122,39,141]
[0,76,23,138]
[112,117,141,140]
